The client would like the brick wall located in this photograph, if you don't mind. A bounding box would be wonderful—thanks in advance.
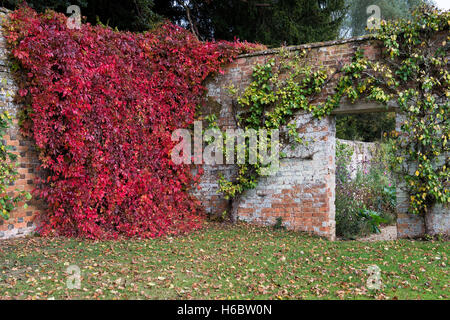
[0,8,44,239]
[395,114,450,238]
[0,7,447,240]
[196,37,380,240]
[198,36,449,240]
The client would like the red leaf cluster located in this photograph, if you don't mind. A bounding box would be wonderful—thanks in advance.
[5,7,259,239]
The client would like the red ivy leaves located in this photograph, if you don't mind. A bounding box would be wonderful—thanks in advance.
[5,7,260,239]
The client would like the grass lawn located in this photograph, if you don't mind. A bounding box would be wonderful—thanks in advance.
[0,222,448,300]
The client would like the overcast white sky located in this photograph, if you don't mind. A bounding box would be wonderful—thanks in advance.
[435,0,450,10]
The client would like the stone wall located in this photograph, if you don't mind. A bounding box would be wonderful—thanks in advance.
[395,114,450,238]
[337,139,380,179]
[198,36,449,240]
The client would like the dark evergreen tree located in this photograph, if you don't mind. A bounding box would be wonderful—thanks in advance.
[2,1,347,45]
[154,0,347,46]
[0,0,160,32]
[336,0,434,142]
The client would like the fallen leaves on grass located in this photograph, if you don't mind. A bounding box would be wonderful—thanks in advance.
[0,223,448,300]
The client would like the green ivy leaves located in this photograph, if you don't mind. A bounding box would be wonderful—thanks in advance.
[218,5,449,219]
[0,111,32,220]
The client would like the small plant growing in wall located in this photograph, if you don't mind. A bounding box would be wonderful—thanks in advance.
[273,217,286,230]
[0,111,31,220]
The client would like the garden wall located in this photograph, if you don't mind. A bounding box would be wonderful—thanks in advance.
[0,8,447,240]
[197,37,381,241]
[395,115,450,238]
[198,36,449,240]
[337,139,380,179]
[0,8,43,239]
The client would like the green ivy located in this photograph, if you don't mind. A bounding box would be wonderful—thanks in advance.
[215,5,448,227]
[0,111,32,220]
[371,6,449,219]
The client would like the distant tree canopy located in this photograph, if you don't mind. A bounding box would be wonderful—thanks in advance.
[336,113,396,142]
[336,0,433,142]
[0,1,440,142]
[0,0,160,31]
[341,0,434,37]
[154,0,348,46]
[2,1,347,46]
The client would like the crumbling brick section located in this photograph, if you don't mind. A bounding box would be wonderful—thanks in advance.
[234,113,336,240]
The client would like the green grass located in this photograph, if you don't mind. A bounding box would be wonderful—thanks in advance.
[0,222,448,300]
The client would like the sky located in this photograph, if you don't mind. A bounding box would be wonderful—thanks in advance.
[435,0,450,10]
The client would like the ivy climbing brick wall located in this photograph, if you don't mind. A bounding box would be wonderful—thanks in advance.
[0,9,43,239]
[395,115,450,238]
[198,37,378,241]
[198,37,449,240]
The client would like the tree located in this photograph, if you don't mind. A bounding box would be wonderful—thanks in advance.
[336,0,435,142]
[341,0,434,38]
[0,0,160,32]
[2,1,348,45]
[154,0,348,46]
[336,112,396,142]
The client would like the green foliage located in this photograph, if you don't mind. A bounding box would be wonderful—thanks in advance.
[372,6,449,218]
[207,0,347,46]
[1,0,160,32]
[273,217,286,230]
[341,0,433,38]
[221,6,448,229]
[336,112,396,141]
[358,208,388,234]
[335,141,396,238]
[336,140,354,183]
[218,50,331,199]
[335,196,372,239]
[0,111,31,220]
[155,0,347,46]
[218,46,383,200]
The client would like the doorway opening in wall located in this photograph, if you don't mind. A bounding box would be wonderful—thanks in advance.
[334,112,397,240]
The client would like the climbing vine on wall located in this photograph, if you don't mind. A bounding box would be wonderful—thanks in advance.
[0,111,31,220]
[370,6,449,225]
[4,6,260,239]
[219,5,448,230]
[218,49,334,200]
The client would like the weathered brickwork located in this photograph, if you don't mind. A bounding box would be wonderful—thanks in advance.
[0,9,44,239]
[395,114,450,238]
[199,36,449,240]
[0,120,42,239]
[0,7,447,240]
[235,114,336,239]
[197,37,379,240]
